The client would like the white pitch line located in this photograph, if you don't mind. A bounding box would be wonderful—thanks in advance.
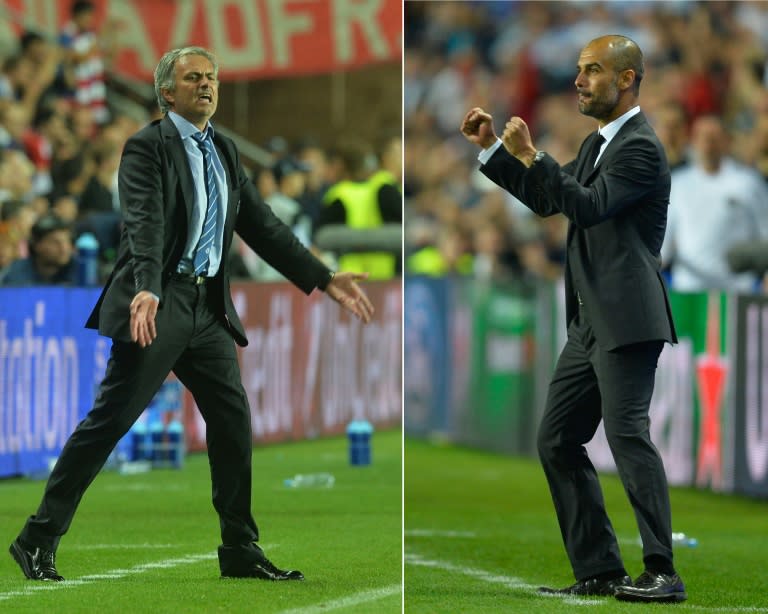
[277,584,401,614]
[405,529,477,538]
[406,551,768,612]
[0,552,217,602]
[70,543,177,550]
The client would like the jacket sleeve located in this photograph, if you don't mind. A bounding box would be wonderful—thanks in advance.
[234,164,330,294]
[481,136,664,228]
[118,134,165,299]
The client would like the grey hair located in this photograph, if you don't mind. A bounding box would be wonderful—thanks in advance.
[154,46,219,114]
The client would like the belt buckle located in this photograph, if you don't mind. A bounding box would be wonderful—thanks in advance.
[194,275,206,286]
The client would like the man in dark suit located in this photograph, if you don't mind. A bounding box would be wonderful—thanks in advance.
[460,35,685,603]
[10,46,374,583]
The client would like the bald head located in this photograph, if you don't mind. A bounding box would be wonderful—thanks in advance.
[575,34,645,124]
[586,35,644,94]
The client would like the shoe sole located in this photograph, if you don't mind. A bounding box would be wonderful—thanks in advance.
[615,590,687,603]
[9,541,37,580]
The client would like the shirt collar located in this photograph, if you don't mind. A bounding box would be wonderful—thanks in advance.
[168,111,215,140]
[598,105,641,144]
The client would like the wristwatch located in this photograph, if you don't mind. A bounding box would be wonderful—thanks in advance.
[532,151,546,165]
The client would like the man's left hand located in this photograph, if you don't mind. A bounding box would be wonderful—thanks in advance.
[324,272,375,323]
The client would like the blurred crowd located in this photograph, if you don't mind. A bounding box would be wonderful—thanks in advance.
[0,0,402,287]
[0,0,132,285]
[404,0,768,292]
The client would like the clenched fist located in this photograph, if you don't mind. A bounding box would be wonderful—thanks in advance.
[502,117,537,167]
[460,107,498,149]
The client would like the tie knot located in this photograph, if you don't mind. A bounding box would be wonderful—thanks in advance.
[193,131,211,150]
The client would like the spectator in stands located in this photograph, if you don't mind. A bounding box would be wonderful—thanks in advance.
[0,221,17,282]
[58,0,112,125]
[268,156,311,243]
[1,213,77,285]
[296,138,331,228]
[662,115,768,292]
[316,136,402,279]
[240,156,313,280]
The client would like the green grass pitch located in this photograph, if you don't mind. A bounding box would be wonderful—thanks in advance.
[405,437,768,613]
[0,431,402,613]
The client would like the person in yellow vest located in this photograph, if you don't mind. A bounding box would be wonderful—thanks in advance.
[315,137,401,280]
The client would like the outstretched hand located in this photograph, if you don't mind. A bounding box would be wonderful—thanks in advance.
[460,107,498,149]
[130,291,159,347]
[324,272,375,323]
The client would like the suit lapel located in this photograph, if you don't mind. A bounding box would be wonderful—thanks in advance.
[212,133,238,238]
[161,116,196,222]
[578,132,603,183]
[581,112,647,184]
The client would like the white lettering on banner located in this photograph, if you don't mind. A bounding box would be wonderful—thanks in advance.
[585,340,695,486]
[243,292,293,437]
[0,304,79,455]
[301,300,323,432]
[266,0,314,67]
[320,287,401,429]
[207,0,266,70]
[745,304,768,482]
[333,0,390,62]
[168,1,196,51]
[105,1,157,74]
[321,305,361,428]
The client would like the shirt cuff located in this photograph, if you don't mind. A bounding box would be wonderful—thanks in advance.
[477,138,503,165]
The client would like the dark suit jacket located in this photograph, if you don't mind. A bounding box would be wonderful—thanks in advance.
[481,111,677,350]
[85,115,330,346]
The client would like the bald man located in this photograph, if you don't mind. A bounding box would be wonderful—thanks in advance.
[461,35,685,603]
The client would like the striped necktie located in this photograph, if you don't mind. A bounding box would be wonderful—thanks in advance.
[191,131,219,276]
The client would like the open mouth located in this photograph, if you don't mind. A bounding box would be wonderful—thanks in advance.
[198,93,213,103]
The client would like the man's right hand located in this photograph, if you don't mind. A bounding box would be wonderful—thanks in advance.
[130,291,159,347]
[460,107,498,149]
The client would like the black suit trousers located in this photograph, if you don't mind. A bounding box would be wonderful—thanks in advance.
[536,307,672,580]
[20,279,258,551]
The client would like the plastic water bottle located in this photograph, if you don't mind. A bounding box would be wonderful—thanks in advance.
[130,417,149,461]
[283,473,335,488]
[166,417,184,469]
[75,232,100,286]
[672,532,698,548]
[346,420,373,466]
[149,416,165,464]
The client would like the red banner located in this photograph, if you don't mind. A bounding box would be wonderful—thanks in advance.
[3,0,402,80]
[183,279,402,450]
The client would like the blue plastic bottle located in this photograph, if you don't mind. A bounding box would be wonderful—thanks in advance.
[75,232,100,286]
[346,420,374,466]
[166,418,184,469]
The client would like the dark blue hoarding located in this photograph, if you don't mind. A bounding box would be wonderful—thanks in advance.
[0,287,107,477]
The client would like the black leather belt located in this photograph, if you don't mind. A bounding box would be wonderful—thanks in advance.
[169,272,209,285]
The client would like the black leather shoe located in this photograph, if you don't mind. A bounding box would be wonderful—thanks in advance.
[614,571,686,602]
[539,575,631,596]
[219,543,304,581]
[9,538,64,581]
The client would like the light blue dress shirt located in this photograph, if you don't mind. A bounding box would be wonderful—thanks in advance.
[167,111,228,277]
